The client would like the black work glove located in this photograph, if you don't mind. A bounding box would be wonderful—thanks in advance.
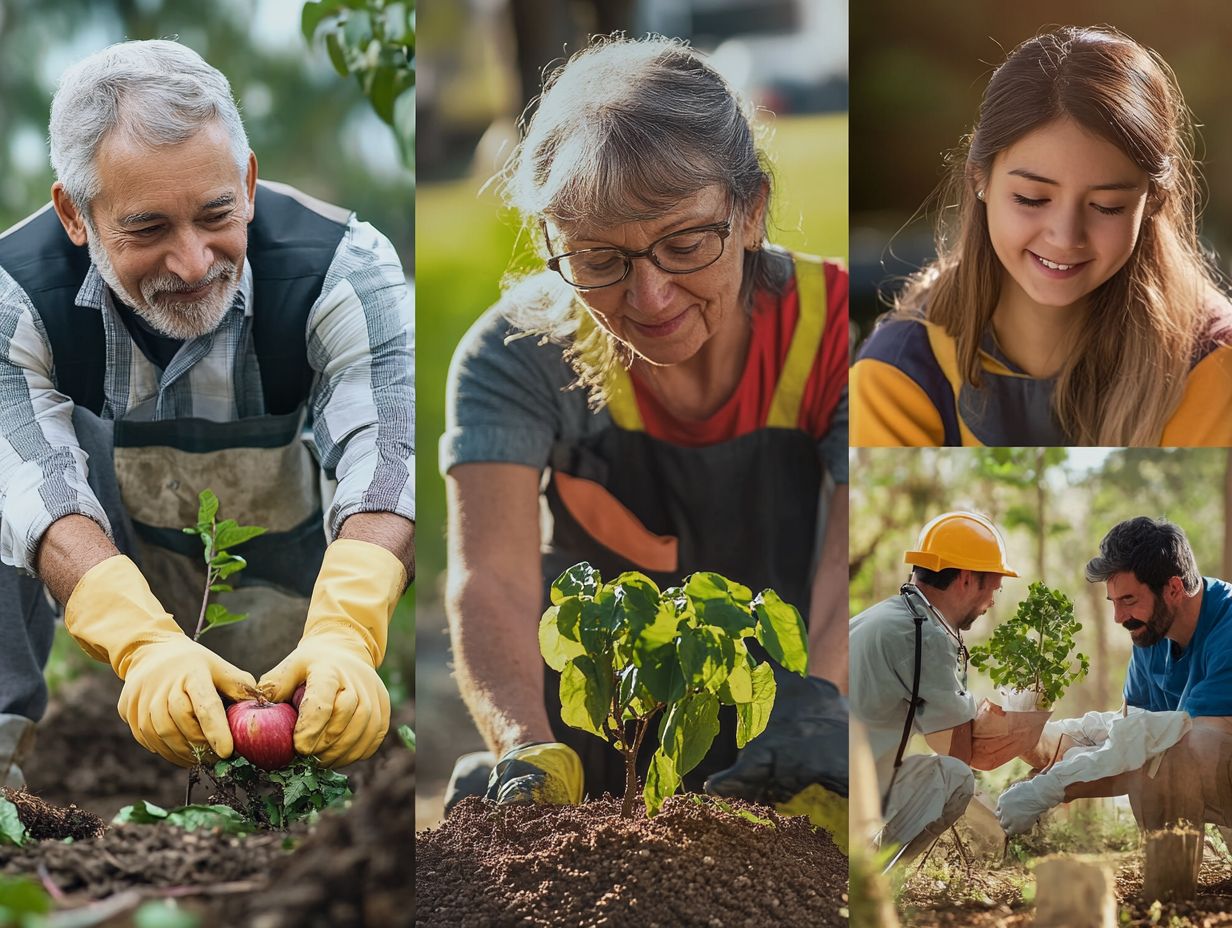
[484,741,584,805]
[705,671,849,801]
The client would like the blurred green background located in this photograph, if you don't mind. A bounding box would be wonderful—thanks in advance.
[0,0,414,709]
[414,0,848,826]
[850,0,1232,337]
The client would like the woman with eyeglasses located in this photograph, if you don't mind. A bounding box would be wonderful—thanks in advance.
[439,35,850,818]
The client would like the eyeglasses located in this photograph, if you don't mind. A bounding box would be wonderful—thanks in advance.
[543,216,733,290]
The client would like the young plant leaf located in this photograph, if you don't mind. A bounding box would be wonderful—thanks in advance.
[0,796,27,846]
[643,750,681,817]
[661,690,721,778]
[559,655,613,740]
[754,591,808,675]
[551,562,601,604]
[736,661,777,748]
[539,608,586,671]
[196,489,219,526]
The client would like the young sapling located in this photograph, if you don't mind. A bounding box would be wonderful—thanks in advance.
[540,563,808,818]
[181,488,267,641]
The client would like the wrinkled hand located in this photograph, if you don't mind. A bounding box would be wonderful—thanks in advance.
[970,699,1052,771]
[120,636,257,766]
[486,742,583,805]
[705,673,849,803]
[260,640,390,767]
[996,775,1065,836]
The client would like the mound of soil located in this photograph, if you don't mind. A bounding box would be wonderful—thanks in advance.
[206,747,414,928]
[0,821,291,900]
[418,794,848,927]
[1,787,104,841]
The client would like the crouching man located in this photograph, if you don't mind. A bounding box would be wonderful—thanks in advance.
[850,512,1045,864]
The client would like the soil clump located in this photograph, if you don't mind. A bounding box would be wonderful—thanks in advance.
[417,794,848,927]
[1,787,104,841]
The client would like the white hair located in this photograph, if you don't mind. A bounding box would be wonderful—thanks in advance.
[49,39,249,211]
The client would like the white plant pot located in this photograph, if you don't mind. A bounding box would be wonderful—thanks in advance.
[999,687,1043,712]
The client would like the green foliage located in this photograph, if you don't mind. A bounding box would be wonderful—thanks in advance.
[112,799,253,834]
[212,756,352,828]
[133,901,201,928]
[398,724,416,750]
[541,562,807,817]
[182,489,267,640]
[0,876,50,927]
[969,581,1090,707]
[303,0,415,165]
[0,797,27,847]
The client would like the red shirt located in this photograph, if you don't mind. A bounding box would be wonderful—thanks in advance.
[630,261,849,446]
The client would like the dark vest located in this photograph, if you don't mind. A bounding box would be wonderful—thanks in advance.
[0,184,350,416]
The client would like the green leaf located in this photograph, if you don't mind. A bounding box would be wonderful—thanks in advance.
[214,522,267,551]
[325,31,350,76]
[552,563,601,604]
[196,489,219,526]
[634,642,685,705]
[202,603,248,634]
[736,661,777,748]
[0,875,50,917]
[661,691,720,778]
[214,556,248,580]
[676,626,731,692]
[686,572,756,636]
[611,572,661,639]
[134,900,201,928]
[754,591,808,675]
[398,724,415,751]
[113,799,170,824]
[539,607,585,671]
[718,657,753,704]
[643,750,680,817]
[209,583,233,593]
[634,601,683,652]
[301,0,335,42]
[559,655,612,740]
[0,796,28,846]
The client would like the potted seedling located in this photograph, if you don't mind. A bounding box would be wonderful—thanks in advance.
[969,581,1090,711]
[539,562,808,818]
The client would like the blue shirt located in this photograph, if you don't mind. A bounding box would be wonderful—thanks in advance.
[1124,577,1232,716]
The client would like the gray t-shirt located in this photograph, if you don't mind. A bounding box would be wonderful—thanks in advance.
[850,592,977,787]
[439,304,849,482]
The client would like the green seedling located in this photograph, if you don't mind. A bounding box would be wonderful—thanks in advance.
[969,581,1090,708]
[539,562,808,818]
[181,489,267,640]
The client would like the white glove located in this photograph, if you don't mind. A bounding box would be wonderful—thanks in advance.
[997,775,1066,835]
[1041,708,1130,749]
[997,709,1191,836]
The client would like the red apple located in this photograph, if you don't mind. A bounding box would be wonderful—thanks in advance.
[226,699,297,771]
[292,684,306,709]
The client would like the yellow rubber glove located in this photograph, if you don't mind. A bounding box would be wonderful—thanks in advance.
[64,555,257,766]
[486,742,584,805]
[258,538,407,767]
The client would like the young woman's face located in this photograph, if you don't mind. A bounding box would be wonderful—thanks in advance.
[982,118,1150,312]
[549,184,762,368]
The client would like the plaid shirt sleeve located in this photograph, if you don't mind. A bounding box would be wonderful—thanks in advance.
[307,217,414,539]
[0,269,113,573]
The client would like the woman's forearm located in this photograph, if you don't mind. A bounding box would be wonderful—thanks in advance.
[808,485,849,690]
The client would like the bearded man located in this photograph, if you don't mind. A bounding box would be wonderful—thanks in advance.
[998,517,1232,839]
[0,40,414,787]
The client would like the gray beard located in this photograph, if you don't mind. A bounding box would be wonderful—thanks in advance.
[86,233,239,340]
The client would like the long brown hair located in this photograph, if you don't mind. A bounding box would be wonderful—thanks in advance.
[896,26,1226,445]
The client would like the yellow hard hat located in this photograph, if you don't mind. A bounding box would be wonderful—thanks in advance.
[904,511,1019,577]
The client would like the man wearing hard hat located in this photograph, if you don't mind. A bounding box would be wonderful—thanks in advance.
[850,511,1042,863]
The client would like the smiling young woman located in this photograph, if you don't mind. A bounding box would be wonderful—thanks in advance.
[850,26,1232,447]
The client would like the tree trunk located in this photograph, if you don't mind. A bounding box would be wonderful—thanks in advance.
[1033,855,1116,927]
[1141,828,1202,903]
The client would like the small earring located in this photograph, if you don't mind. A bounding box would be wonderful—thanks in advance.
[976,190,986,201]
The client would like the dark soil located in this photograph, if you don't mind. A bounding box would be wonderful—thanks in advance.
[417,794,848,927]
[2,786,105,841]
[205,747,414,928]
[899,837,1232,927]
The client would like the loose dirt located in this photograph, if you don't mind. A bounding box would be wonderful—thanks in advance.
[1,787,105,841]
[417,794,848,927]
[899,839,1232,927]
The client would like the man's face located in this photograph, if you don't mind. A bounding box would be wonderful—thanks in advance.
[956,572,1003,632]
[1106,571,1177,649]
[76,120,255,340]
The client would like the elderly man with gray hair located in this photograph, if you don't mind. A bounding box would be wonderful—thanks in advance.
[0,40,414,786]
